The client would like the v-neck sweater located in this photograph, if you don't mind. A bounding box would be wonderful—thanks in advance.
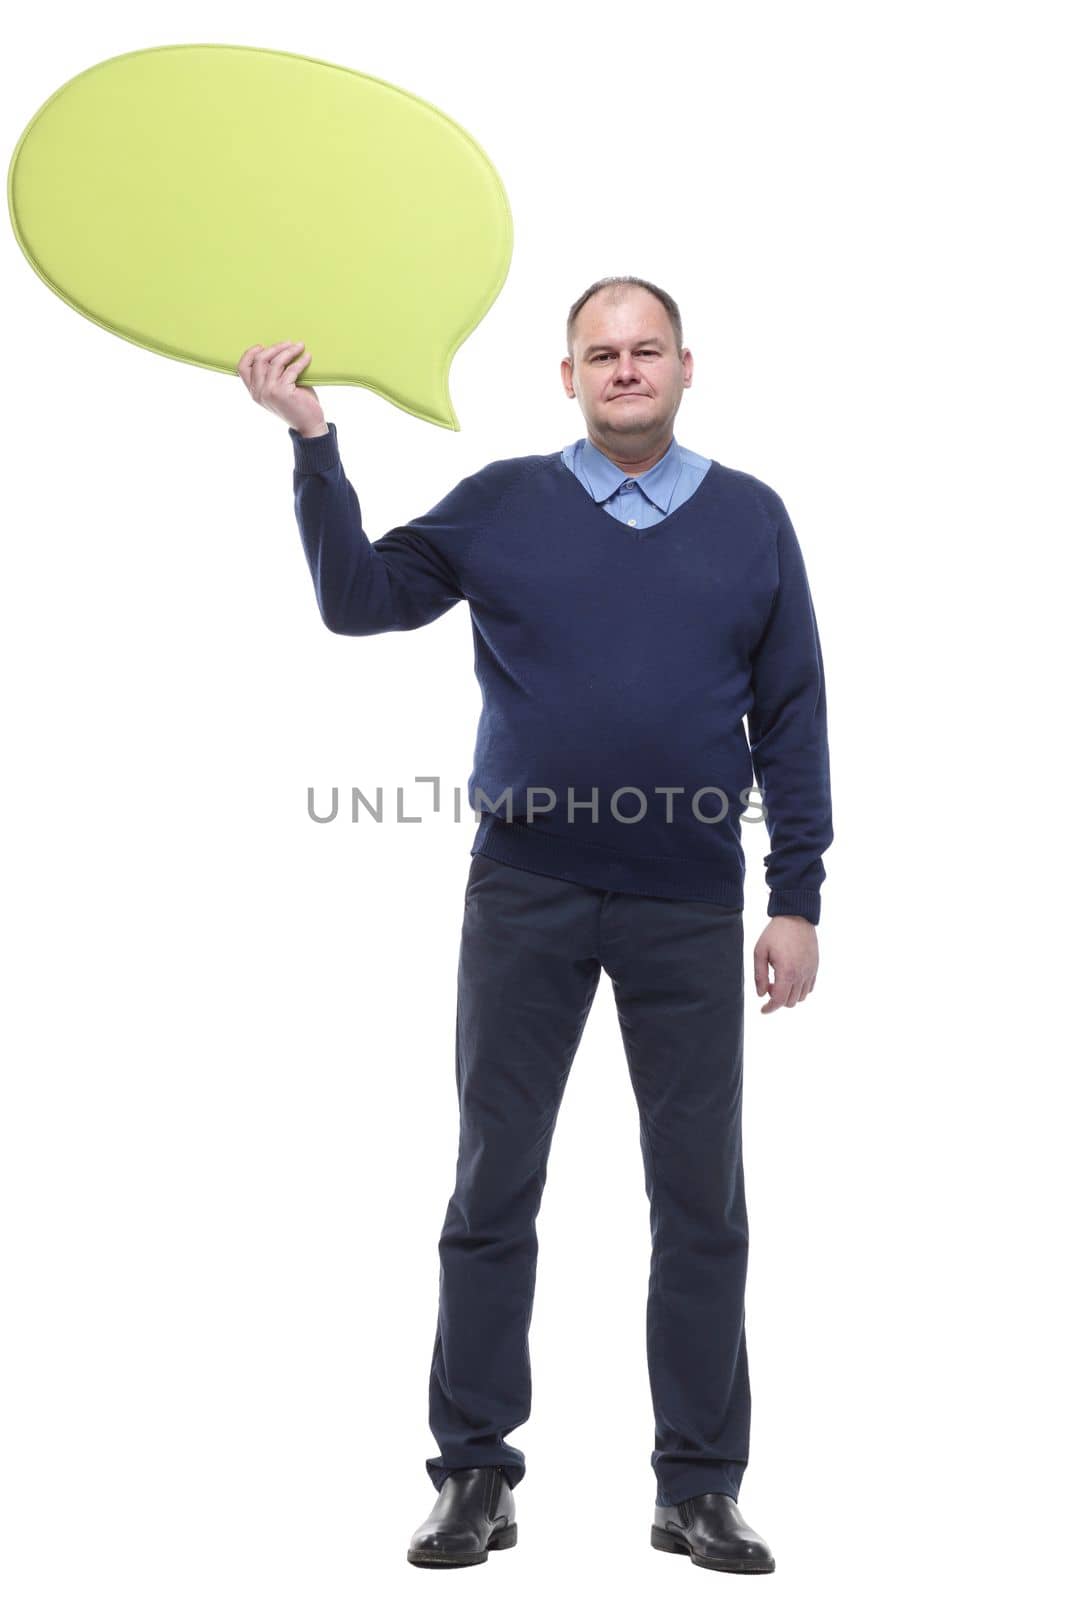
[290,423,833,923]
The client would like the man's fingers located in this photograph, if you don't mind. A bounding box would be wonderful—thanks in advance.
[236,344,262,377]
[760,969,789,1013]
[244,341,285,380]
[753,945,770,997]
[243,342,296,383]
[760,967,801,1013]
[285,350,312,386]
[264,344,305,393]
[266,342,303,370]
[761,970,820,1012]
[776,966,799,1006]
[760,984,783,1015]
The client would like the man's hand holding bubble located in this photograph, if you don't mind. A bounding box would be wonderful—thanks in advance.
[237,342,326,439]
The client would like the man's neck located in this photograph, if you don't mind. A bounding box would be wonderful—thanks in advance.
[586,431,673,476]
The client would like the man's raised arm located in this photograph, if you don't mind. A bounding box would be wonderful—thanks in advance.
[289,421,473,635]
[236,340,479,637]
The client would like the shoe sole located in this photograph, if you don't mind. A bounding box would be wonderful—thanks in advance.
[407,1522,518,1567]
[650,1524,775,1574]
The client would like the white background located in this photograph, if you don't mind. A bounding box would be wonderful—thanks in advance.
[2,3,1063,1595]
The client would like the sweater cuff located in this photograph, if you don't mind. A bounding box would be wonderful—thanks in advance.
[767,888,822,926]
[289,421,338,473]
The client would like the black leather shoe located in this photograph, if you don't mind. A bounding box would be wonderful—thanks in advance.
[651,1492,775,1573]
[407,1467,518,1567]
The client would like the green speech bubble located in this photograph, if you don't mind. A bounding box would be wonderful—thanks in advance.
[7,43,513,429]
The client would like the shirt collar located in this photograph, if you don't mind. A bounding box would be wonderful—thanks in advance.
[576,435,684,515]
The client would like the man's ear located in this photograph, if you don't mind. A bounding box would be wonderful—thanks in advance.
[560,356,575,398]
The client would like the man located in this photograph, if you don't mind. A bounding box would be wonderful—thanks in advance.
[237,276,832,1575]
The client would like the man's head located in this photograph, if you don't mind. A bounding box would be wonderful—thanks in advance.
[561,276,693,461]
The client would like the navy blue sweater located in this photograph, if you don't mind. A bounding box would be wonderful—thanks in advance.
[290,424,832,923]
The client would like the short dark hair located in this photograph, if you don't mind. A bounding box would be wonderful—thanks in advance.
[566,276,684,361]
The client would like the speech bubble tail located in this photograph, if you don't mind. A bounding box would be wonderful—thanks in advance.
[364,377,460,431]
[427,378,460,432]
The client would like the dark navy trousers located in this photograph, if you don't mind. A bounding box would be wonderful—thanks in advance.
[425,853,750,1508]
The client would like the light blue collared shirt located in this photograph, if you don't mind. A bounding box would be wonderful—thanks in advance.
[560,434,713,529]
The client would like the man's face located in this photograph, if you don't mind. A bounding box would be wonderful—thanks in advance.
[560,288,693,449]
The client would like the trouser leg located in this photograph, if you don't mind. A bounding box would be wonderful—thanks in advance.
[426,855,602,1492]
[600,891,749,1507]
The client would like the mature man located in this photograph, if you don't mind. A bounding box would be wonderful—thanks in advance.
[237,275,832,1575]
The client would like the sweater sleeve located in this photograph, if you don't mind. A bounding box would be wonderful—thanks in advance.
[289,422,478,635]
[746,493,833,925]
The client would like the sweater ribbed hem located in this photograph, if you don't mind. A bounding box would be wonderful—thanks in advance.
[471,815,745,907]
[289,422,339,473]
[767,887,822,925]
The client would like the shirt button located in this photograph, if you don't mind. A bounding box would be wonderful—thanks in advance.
[627,517,637,527]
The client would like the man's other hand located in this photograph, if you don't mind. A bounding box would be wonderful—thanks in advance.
[753,917,819,1014]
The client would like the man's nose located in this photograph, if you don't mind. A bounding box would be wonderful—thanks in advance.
[614,354,639,381]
